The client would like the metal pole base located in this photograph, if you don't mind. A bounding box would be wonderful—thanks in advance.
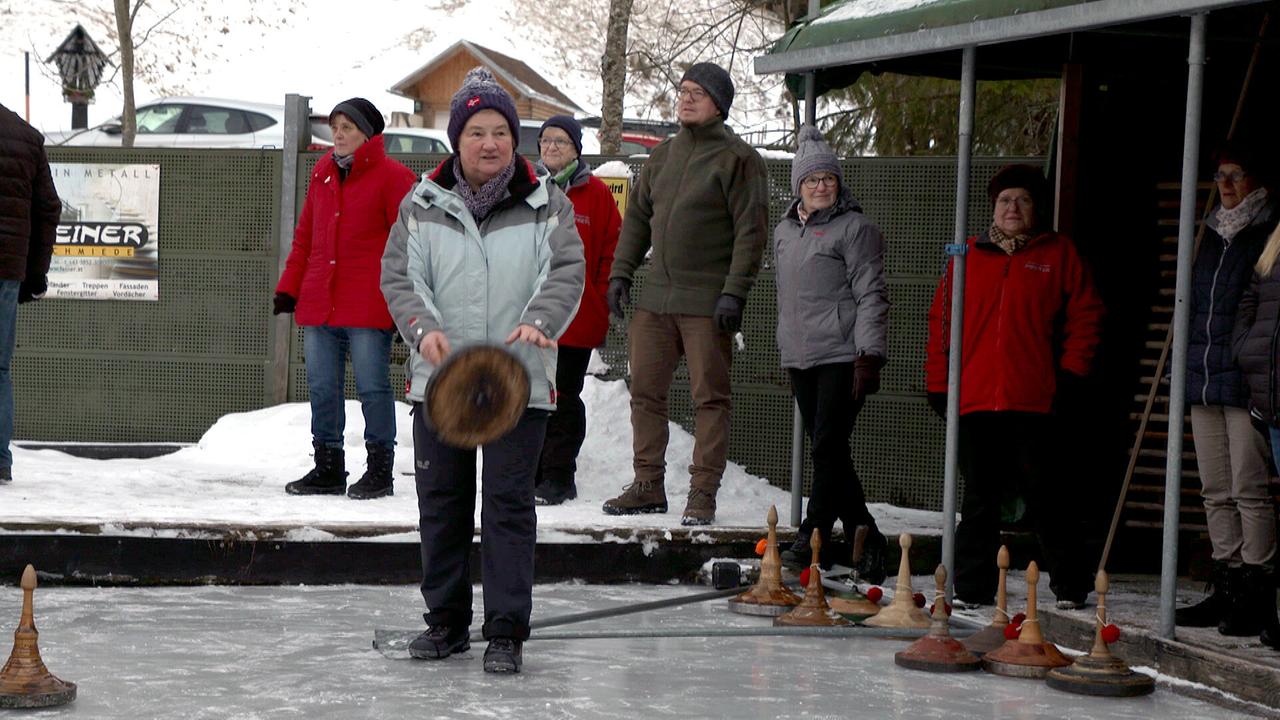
[1045,654,1155,697]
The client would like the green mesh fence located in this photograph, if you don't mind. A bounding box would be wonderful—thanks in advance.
[15,148,1032,510]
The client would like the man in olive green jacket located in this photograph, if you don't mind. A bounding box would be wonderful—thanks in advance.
[603,62,768,525]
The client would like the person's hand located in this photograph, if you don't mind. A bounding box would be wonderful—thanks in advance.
[606,278,632,320]
[507,324,556,349]
[927,392,947,418]
[713,294,745,333]
[419,330,451,365]
[852,355,885,410]
[18,277,46,304]
[272,292,296,315]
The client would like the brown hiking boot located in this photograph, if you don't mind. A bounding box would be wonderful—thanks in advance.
[680,487,717,526]
[602,479,668,515]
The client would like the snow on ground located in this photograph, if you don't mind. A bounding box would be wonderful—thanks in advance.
[1,376,945,540]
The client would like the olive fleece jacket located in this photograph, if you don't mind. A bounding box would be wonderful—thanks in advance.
[609,117,768,316]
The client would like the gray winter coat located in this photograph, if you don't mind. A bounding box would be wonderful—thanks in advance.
[380,157,585,410]
[774,193,889,369]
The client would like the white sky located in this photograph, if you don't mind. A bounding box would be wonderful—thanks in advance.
[0,0,601,136]
[0,375,944,540]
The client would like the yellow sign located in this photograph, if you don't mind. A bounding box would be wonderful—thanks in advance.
[54,246,137,257]
[600,176,630,217]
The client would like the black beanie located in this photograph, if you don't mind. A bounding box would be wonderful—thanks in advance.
[539,115,583,156]
[330,98,384,138]
[987,164,1051,228]
[680,62,734,118]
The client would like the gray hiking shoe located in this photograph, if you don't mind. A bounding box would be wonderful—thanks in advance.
[602,479,668,515]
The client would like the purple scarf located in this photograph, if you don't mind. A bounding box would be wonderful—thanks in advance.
[452,158,516,222]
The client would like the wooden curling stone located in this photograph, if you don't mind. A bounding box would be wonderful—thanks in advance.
[864,533,930,629]
[982,561,1071,678]
[775,529,852,627]
[1046,571,1154,697]
[963,545,1012,657]
[828,526,881,622]
[0,566,76,709]
[729,506,800,617]
[895,564,981,672]
[426,344,531,449]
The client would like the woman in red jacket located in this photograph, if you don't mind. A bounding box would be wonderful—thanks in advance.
[273,98,416,499]
[925,164,1104,609]
[532,115,621,505]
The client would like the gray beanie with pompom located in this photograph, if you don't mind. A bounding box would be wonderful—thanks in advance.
[790,124,842,197]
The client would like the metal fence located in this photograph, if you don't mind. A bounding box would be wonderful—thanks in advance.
[20,147,1028,510]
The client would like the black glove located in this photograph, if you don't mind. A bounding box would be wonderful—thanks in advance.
[17,277,46,304]
[1053,370,1086,417]
[712,294,745,333]
[852,354,885,410]
[606,278,632,320]
[927,392,947,418]
[273,292,297,315]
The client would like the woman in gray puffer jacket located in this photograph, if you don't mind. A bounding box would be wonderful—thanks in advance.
[775,125,889,583]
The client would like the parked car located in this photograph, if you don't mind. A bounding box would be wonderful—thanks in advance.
[382,127,452,154]
[45,97,333,150]
[617,131,665,155]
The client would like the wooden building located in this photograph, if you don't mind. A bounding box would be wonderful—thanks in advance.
[389,40,582,129]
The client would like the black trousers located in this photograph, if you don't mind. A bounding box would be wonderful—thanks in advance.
[414,403,548,641]
[536,346,593,487]
[954,411,1092,603]
[789,363,878,539]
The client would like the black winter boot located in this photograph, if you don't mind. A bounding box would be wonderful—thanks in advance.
[347,442,394,500]
[1221,564,1268,636]
[1175,561,1230,627]
[1258,566,1280,650]
[853,527,888,586]
[534,473,577,506]
[285,443,347,495]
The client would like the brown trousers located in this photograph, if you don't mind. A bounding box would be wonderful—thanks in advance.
[628,309,733,491]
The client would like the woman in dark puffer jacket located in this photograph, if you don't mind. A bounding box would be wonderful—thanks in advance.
[1231,221,1280,650]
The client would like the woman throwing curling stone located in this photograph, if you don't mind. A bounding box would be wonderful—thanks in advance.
[274,98,415,499]
[380,68,584,674]
[773,125,889,584]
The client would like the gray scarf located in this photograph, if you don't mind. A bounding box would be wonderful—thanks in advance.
[452,158,516,222]
[1214,188,1269,242]
[333,153,354,171]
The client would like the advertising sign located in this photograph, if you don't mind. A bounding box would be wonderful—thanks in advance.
[49,163,160,301]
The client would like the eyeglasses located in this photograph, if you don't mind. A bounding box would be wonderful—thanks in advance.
[539,137,573,149]
[995,195,1034,208]
[676,87,708,102]
[801,174,838,189]
[1214,170,1248,184]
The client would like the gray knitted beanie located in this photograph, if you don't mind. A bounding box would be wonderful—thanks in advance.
[790,124,842,197]
[448,67,520,150]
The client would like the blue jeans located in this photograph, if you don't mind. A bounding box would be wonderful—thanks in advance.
[0,280,16,469]
[303,325,395,449]
[1269,426,1280,478]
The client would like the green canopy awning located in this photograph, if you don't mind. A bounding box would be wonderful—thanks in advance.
[757,0,1266,95]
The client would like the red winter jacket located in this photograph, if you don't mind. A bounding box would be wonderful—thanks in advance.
[925,231,1104,415]
[557,164,621,348]
[276,135,416,329]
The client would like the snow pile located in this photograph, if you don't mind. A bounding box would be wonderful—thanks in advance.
[592,160,633,181]
[755,148,795,160]
[813,0,938,26]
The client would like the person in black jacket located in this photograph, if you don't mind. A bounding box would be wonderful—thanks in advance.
[1230,220,1280,650]
[1178,142,1277,634]
[0,103,61,485]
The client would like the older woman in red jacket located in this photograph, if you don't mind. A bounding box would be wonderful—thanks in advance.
[925,164,1104,610]
[532,115,621,505]
[274,98,416,499]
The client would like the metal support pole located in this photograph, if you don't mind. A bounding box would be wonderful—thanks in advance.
[268,93,310,406]
[941,46,977,601]
[789,0,822,528]
[1160,12,1207,641]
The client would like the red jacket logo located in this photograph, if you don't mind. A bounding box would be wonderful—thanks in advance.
[467,96,482,108]
[1024,262,1052,273]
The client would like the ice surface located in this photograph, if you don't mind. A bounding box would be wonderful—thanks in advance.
[1,377,946,539]
[0,583,1250,719]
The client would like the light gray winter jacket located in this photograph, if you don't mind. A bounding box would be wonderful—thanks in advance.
[380,157,585,409]
[774,192,889,369]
